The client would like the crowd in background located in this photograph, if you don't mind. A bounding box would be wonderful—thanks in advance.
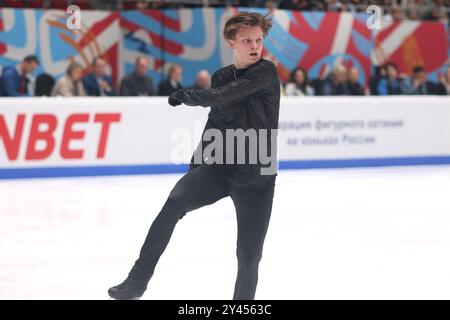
[0,55,212,97]
[284,62,450,96]
[0,54,449,97]
[0,1,448,23]
[0,1,449,97]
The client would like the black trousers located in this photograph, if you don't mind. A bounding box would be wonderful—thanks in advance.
[130,164,276,300]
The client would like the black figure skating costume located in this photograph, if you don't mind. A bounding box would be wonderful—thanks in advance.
[109,58,280,300]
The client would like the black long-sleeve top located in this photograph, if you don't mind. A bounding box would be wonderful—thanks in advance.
[171,58,280,187]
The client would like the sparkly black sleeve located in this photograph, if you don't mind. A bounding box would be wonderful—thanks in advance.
[171,60,277,108]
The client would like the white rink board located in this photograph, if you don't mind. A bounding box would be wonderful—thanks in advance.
[279,96,450,159]
[0,96,449,178]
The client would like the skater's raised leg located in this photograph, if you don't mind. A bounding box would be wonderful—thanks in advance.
[108,164,229,299]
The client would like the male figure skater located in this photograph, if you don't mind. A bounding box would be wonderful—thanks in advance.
[108,11,280,300]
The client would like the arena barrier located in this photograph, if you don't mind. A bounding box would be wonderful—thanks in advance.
[0,96,449,179]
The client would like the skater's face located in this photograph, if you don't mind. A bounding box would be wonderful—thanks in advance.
[227,26,264,69]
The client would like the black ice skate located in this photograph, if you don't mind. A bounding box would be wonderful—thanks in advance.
[108,277,146,300]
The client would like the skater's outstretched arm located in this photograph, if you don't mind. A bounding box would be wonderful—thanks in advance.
[169,60,277,108]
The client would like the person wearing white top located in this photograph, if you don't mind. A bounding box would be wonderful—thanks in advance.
[284,66,314,96]
[51,63,86,97]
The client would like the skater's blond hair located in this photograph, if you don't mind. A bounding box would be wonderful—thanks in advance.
[223,12,272,41]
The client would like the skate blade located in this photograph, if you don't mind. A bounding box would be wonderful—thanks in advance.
[108,296,141,300]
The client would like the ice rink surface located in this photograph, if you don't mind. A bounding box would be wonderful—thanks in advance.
[1,165,450,300]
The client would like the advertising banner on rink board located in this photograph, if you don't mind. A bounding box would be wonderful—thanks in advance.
[0,96,449,179]
[278,96,450,169]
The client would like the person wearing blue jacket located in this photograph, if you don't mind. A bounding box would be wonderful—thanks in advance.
[82,57,115,96]
[0,55,39,97]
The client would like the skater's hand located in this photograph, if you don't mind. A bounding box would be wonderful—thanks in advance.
[168,93,182,107]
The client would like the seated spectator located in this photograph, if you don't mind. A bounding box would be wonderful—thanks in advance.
[347,67,364,95]
[435,66,450,95]
[45,0,92,10]
[377,62,406,95]
[284,67,314,96]
[82,57,115,96]
[135,1,148,10]
[278,0,311,10]
[191,70,210,90]
[427,1,448,22]
[123,1,167,9]
[368,65,384,95]
[1,0,44,9]
[309,78,323,96]
[158,64,182,96]
[35,73,55,96]
[51,62,85,97]
[120,56,154,96]
[406,6,421,20]
[0,55,39,96]
[403,65,437,95]
[328,0,357,13]
[321,63,349,95]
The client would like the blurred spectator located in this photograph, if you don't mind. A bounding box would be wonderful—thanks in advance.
[435,66,450,95]
[377,62,406,95]
[403,65,436,95]
[391,7,405,21]
[51,62,85,97]
[0,0,447,21]
[1,0,44,8]
[239,0,271,7]
[309,78,324,96]
[426,0,448,22]
[310,0,327,10]
[406,5,421,20]
[368,65,384,95]
[191,70,211,90]
[135,1,149,10]
[321,64,349,95]
[284,67,314,96]
[347,67,364,95]
[328,0,357,13]
[132,0,170,9]
[48,0,92,10]
[82,57,115,96]
[35,73,55,96]
[279,0,311,10]
[120,56,154,96]
[0,55,39,97]
[158,64,183,96]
